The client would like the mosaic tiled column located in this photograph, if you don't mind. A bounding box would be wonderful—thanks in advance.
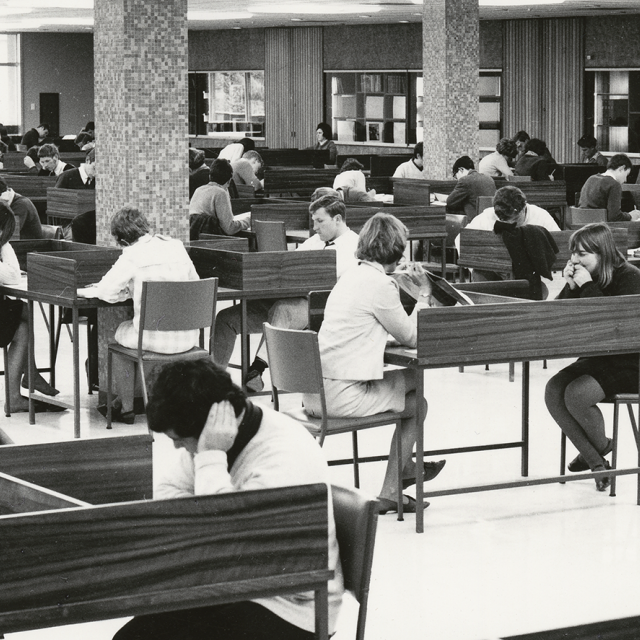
[93,0,188,402]
[94,0,189,244]
[422,0,479,179]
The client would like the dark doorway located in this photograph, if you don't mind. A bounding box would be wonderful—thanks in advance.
[40,93,60,137]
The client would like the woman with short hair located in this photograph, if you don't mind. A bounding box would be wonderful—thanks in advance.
[478,137,517,178]
[303,212,445,514]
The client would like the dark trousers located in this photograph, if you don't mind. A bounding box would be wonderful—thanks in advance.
[113,601,315,640]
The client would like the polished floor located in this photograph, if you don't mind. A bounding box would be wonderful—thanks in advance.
[5,289,640,640]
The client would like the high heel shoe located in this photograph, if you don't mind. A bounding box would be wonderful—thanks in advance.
[568,438,613,473]
[377,495,430,515]
[402,460,446,489]
[594,460,611,492]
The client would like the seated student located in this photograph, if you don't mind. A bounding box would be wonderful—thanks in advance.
[77,206,199,424]
[213,195,359,391]
[512,130,530,163]
[189,148,210,199]
[113,359,343,640]
[478,138,517,178]
[302,212,445,514]
[189,159,251,241]
[393,142,425,180]
[457,185,560,283]
[545,223,640,492]
[310,123,338,167]
[0,176,43,240]
[55,148,95,190]
[23,145,41,172]
[333,158,367,192]
[37,143,74,177]
[446,155,496,220]
[577,134,608,167]
[231,149,264,192]
[514,138,554,181]
[217,137,255,163]
[74,121,95,151]
[20,122,49,150]
[0,202,61,414]
[578,154,640,223]
[0,124,16,152]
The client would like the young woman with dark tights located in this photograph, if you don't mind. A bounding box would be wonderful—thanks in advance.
[545,223,640,491]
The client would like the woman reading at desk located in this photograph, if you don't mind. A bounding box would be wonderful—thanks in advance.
[0,201,61,414]
[77,206,199,424]
[545,223,640,491]
[303,212,445,514]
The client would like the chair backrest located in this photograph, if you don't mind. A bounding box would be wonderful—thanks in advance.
[40,224,63,240]
[308,290,332,332]
[138,278,218,351]
[508,175,532,182]
[567,206,607,228]
[331,484,379,640]
[254,219,287,251]
[263,323,325,395]
[475,195,494,218]
[445,213,467,248]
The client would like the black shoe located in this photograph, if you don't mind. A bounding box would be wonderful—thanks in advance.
[568,454,589,472]
[97,404,136,425]
[244,357,268,393]
[402,460,447,489]
[594,460,612,492]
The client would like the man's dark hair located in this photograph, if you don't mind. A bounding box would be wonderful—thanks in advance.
[209,158,233,185]
[496,138,517,158]
[339,157,364,173]
[608,153,632,172]
[413,142,423,159]
[38,143,59,159]
[577,134,597,149]
[147,360,247,438]
[524,138,547,156]
[452,155,474,175]
[0,176,8,195]
[38,122,50,132]
[309,194,346,221]
[238,137,255,153]
[493,186,527,222]
[512,130,530,144]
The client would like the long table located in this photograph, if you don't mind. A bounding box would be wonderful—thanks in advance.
[0,437,332,639]
[384,294,640,533]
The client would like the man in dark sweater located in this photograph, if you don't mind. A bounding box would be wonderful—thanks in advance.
[20,123,49,149]
[55,148,96,190]
[446,155,496,221]
[0,176,43,239]
[578,153,640,222]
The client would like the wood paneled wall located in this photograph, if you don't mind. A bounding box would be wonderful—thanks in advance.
[265,27,323,149]
[504,19,583,163]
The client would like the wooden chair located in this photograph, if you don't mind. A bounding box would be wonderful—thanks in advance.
[263,322,404,508]
[566,207,607,228]
[423,213,468,281]
[560,394,640,498]
[254,219,287,252]
[331,484,379,640]
[106,278,218,427]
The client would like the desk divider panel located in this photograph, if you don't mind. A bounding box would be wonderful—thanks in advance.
[46,188,96,220]
[190,237,251,252]
[0,435,153,505]
[458,228,627,273]
[263,168,338,196]
[609,220,640,248]
[27,249,121,299]
[343,205,446,236]
[190,247,337,291]
[12,239,101,271]
[392,178,431,205]
[0,473,88,515]
[251,202,311,230]
[0,483,329,634]
[2,175,57,200]
[416,295,640,367]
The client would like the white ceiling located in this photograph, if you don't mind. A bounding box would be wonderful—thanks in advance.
[0,0,639,32]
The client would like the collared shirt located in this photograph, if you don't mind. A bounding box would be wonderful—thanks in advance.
[88,234,200,353]
[393,159,425,180]
[296,228,359,278]
[78,163,91,185]
[1,187,15,207]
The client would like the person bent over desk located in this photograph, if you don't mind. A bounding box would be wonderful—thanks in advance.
[113,359,343,640]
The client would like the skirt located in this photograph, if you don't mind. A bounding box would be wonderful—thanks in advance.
[303,368,406,418]
[0,296,23,348]
[560,354,639,399]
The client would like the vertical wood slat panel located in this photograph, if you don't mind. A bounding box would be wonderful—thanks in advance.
[265,28,293,148]
[503,20,542,140]
[292,28,323,150]
[542,18,584,164]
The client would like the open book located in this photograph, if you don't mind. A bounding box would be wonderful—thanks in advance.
[391,265,473,307]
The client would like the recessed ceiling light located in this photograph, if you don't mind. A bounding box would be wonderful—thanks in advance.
[248,3,382,14]
[188,11,254,20]
[399,20,409,23]
[359,15,371,18]
[291,17,303,21]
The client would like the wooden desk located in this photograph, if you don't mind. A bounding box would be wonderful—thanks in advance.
[46,187,95,225]
[385,295,640,533]
[1,174,57,204]
[263,168,338,197]
[0,440,332,640]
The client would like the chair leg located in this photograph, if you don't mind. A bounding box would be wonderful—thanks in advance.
[352,431,360,488]
[509,362,515,383]
[396,422,403,522]
[3,346,10,417]
[610,401,620,497]
[625,402,640,505]
[559,431,566,482]
[140,361,148,407]
[106,348,113,429]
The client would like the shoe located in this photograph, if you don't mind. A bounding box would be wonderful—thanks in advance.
[244,357,268,393]
[402,459,447,489]
[377,495,430,515]
[568,439,613,473]
[97,404,136,425]
[594,460,612,492]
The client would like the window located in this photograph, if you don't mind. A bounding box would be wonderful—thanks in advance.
[326,70,501,147]
[0,34,21,133]
[188,71,265,138]
[585,70,640,153]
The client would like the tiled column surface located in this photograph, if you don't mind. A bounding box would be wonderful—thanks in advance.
[422,0,479,179]
[94,0,189,245]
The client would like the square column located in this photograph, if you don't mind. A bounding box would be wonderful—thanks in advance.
[423,0,479,179]
[94,0,189,244]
